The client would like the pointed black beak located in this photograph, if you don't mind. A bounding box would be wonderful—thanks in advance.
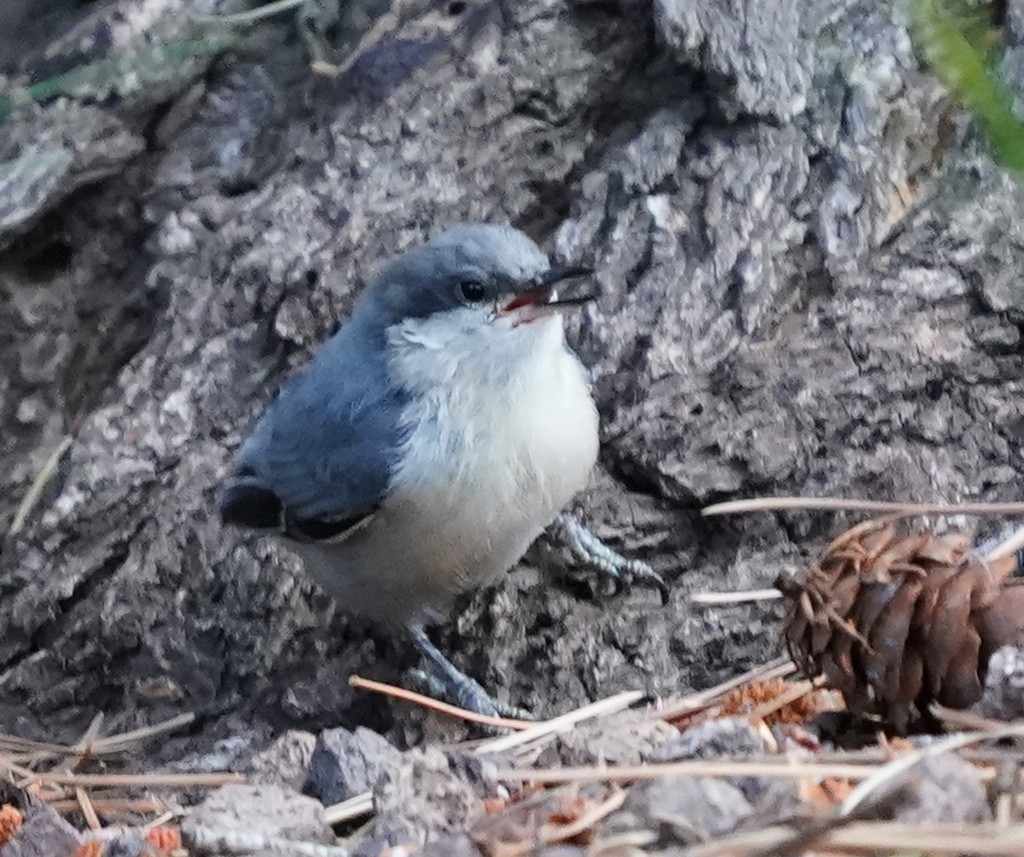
[534,264,598,308]
[499,265,598,316]
[536,264,594,288]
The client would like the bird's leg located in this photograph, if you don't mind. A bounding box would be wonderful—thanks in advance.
[552,513,669,605]
[406,626,529,720]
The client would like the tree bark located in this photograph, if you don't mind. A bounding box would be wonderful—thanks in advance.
[2,0,1024,746]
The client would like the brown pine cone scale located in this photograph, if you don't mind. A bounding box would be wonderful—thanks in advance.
[779,518,1024,732]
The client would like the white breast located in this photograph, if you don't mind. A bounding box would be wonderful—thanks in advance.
[384,308,599,614]
[293,307,599,626]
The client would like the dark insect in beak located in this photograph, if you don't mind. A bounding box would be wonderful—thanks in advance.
[500,265,598,315]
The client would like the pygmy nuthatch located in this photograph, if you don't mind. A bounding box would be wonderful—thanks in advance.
[220,224,664,716]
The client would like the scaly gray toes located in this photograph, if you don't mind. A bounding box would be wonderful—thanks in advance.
[554,513,670,605]
[407,626,531,722]
[406,667,530,721]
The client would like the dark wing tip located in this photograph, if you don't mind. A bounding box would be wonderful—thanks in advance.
[219,473,284,530]
[219,470,376,544]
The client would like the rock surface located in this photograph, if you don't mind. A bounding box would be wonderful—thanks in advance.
[0,796,79,857]
[306,726,401,805]
[627,775,754,839]
[0,0,1023,757]
[979,645,1024,721]
[182,784,337,855]
[246,729,318,791]
[648,715,772,800]
[535,709,679,767]
[356,747,504,855]
[890,755,992,824]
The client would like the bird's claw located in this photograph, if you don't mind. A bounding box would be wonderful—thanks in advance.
[554,513,670,605]
[407,627,530,723]
[407,668,530,721]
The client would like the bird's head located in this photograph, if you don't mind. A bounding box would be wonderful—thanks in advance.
[356,224,597,336]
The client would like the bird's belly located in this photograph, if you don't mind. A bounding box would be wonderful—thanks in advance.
[302,350,599,625]
[291,507,522,626]
[394,389,599,611]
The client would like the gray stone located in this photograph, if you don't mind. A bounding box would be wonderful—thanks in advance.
[628,776,753,839]
[306,726,401,805]
[182,784,336,855]
[364,748,503,847]
[420,833,483,857]
[891,755,990,824]
[979,645,1024,721]
[536,709,679,767]
[649,716,765,762]
[246,730,318,791]
[648,717,773,802]
[92,832,154,857]
[0,797,79,857]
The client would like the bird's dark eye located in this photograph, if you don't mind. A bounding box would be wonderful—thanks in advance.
[457,280,487,303]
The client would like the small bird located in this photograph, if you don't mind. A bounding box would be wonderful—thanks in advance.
[220,224,664,716]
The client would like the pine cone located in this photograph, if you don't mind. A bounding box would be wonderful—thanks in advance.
[779,518,1024,732]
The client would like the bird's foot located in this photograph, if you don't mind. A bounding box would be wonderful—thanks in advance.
[553,513,669,605]
[408,627,530,721]
[406,668,530,721]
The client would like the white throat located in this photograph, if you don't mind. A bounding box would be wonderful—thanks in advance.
[379,304,600,597]
[386,305,567,394]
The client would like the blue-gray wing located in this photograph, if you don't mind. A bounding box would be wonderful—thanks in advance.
[219,326,407,543]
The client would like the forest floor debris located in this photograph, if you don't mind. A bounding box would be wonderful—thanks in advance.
[3,646,1024,856]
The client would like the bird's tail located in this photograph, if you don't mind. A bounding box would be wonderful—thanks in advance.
[218,469,284,531]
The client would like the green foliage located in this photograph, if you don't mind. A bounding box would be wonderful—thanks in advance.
[0,33,234,123]
[909,0,1024,171]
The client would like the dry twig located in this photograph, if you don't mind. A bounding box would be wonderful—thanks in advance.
[702,496,1024,517]
[9,434,73,536]
[495,759,907,785]
[349,675,533,731]
[18,771,243,790]
[841,721,1024,816]
[539,788,626,844]
[658,658,796,723]
[691,589,784,605]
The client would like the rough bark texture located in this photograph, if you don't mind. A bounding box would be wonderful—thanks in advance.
[2,0,1024,750]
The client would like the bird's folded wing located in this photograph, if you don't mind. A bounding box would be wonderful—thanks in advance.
[219,332,406,545]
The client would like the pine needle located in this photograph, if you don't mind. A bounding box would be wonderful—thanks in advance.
[703,497,1024,517]
[539,787,626,843]
[982,523,1024,562]
[680,821,1024,856]
[18,771,243,789]
[657,657,796,722]
[746,679,819,723]
[478,691,645,755]
[9,435,73,535]
[323,792,375,826]
[349,675,534,731]
[841,720,1024,816]
[190,0,306,24]
[76,787,102,831]
[691,589,784,605]
[495,759,901,785]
